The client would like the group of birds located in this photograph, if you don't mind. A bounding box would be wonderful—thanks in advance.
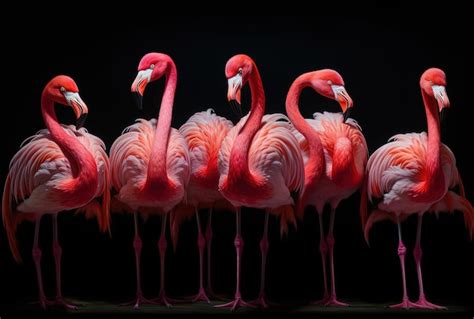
[2,53,472,311]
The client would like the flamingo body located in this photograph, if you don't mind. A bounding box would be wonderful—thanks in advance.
[180,109,233,207]
[110,118,190,212]
[219,113,304,209]
[293,112,367,213]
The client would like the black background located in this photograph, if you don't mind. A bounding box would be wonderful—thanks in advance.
[1,11,473,315]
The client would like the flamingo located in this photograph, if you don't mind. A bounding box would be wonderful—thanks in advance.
[360,68,474,309]
[2,75,110,310]
[288,70,368,306]
[217,54,305,310]
[170,109,233,303]
[110,53,190,308]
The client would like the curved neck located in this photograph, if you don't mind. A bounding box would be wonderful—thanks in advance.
[41,95,95,179]
[146,62,177,186]
[286,77,325,184]
[228,65,265,180]
[421,89,442,179]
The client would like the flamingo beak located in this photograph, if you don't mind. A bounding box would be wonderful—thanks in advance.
[131,68,153,110]
[332,85,353,122]
[432,85,450,122]
[227,73,243,117]
[64,91,88,129]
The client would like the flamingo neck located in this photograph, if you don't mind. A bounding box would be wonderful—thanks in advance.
[228,65,265,181]
[285,77,325,186]
[421,89,444,188]
[145,62,177,187]
[41,95,97,181]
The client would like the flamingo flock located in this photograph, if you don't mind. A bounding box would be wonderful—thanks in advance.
[2,53,473,312]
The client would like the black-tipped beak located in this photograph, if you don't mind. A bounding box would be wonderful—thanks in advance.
[229,99,242,119]
[134,93,143,110]
[440,107,448,123]
[343,108,352,123]
[76,113,88,129]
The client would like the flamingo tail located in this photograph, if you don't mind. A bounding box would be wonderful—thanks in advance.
[2,175,22,263]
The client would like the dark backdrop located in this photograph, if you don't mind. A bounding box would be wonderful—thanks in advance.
[1,13,473,312]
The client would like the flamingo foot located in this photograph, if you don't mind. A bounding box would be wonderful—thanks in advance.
[215,297,255,311]
[311,293,330,305]
[248,293,271,308]
[413,297,447,310]
[120,293,159,309]
[185,288,211,304]
[324,296,349,307]
[37,297,81,310]
[389,299,418,309]
[151,291,181,308]
[206,287,227,301]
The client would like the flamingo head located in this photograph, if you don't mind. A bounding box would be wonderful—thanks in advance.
[44,75,88,129]
[420,68,450,119]
[225,54,254,115]
[306,69,353,122]
[131,52,172,109]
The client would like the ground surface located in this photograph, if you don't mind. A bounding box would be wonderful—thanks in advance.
[1,298,472,318]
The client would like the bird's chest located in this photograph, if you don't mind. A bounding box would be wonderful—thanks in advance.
[220,173,272,206]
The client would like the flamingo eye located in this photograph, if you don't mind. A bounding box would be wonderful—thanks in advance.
[238,68,243,75]
[150,64,155,69]
[60,87,66,93]
[327,80,332,85]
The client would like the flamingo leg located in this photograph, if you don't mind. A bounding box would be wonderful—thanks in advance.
[121,212,157,309]
[312,211,329,305]
[216,208,254,310]
[32,215,48,309]
[205,207,221,299]
[412,214,446,310]
[325,207,348,307]
[390,214,417,309]
[50,214,81,310]
[249,212,270,308]
[187,208,210,303]
[153,212,179,307]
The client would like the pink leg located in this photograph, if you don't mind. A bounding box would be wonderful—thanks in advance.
[312,212,330,305]
[153,213,179,307]
[49,214,81,310]
[187,208,210,303]
[216,208,254,311]
[412,214,446,310]
[390,215,417,309]
[32,216,48,310]
[205,207,219,299]
[325,207,348,307]
[250,212,270,308]
[121,213,157,309]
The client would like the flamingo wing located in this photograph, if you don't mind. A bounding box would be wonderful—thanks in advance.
[248,113,304,193]
[179,108,233,176]
[366,132,428,202]
[110,119,154,194]
[311,112,367,176]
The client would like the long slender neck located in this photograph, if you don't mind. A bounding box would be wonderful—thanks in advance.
[421,89,442,180]
[228,66,265,180]
[41,95,96,179]
[285,78,325,184]
[146,62,177,186]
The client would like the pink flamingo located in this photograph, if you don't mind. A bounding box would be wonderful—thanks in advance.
[217,54,305,310]
[2,75,110,310]
[110,53,190,308]
[170,109,233,303]
[360,68,474,309]
[288,70,368,306]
